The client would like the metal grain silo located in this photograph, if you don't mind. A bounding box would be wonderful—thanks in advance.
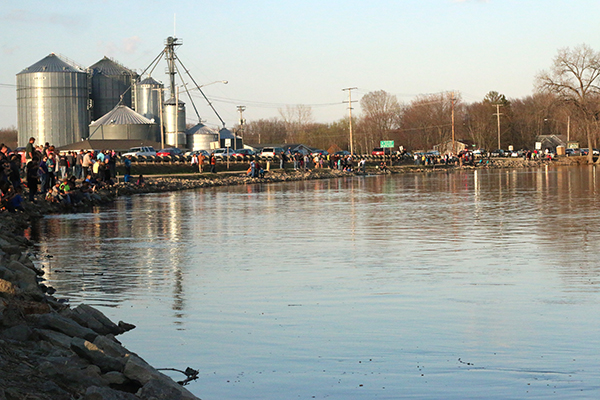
[16,53,89,147]
[163,97,186,148]
[89,57,138,121]
[186,123,218,151]
[88,105,159,141]
[134,77,163,125]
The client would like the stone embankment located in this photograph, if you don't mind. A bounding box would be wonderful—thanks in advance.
[0,209,200,399]
[0,161,574,399]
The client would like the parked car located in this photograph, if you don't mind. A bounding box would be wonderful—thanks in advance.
[212,148,237,158]
[122,146,157,157]
[157,148,184,157]
[184,149,209,157]
[311,149,328,157]
[334,150,352,157]
[187,149,210,157]
[490,149,506,157]
[260,147,285,158]
[565,148,581,156]
[232,149,256,157]
[371,147,391,156]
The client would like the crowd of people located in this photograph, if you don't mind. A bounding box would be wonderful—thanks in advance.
[0,137,146,212]
[288,152,359,172]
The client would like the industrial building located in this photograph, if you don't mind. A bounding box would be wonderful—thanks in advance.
[15,37,235,152]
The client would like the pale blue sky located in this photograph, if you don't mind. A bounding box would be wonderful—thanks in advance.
[1,0,599,129]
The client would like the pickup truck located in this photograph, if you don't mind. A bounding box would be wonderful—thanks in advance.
[122,146,157,157]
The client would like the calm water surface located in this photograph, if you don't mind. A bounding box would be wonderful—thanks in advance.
[30,166,600,399]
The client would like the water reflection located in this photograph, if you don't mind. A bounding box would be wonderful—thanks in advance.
[30,166,600,399]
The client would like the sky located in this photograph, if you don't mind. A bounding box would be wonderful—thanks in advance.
[1,0,600,130]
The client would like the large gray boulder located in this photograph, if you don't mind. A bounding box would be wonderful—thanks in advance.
[34,312,98,341]
[36,328,73,349]
[84,386,139,400]
[93,335,130,359]
[123,355,197,400]
[71,304,123,335]
[70,337,125,373]
[1,324,32,341]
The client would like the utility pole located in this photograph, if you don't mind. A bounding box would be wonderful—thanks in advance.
[342,87,358,154]
[451,92,455,154]
[567,115,571,142]
[493,104,503,150]
[237,105,246,140]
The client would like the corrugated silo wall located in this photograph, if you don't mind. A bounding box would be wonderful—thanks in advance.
[135,82,163,124]
[91,73,135,121]
[17,71,89,147]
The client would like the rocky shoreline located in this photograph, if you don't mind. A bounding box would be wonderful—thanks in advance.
[0,159,575,399]
[0,208,200,399]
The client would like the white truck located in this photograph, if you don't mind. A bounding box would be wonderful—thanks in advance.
[122,146,157,157]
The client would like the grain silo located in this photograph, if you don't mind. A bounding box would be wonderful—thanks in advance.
[89,57,138,121]
[134,77,163,125]
[163,97,186,148]
[88,104,159,141]
[186,123,218,151]
[16,53,89,147]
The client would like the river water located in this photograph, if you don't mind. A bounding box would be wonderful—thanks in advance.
[30,166,600,399]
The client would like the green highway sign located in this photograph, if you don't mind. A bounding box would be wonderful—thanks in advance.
[380,140,394,148]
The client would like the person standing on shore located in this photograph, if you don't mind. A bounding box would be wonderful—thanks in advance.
[75,150,83,179]
[198,153,205,173]
[124,155,132,182]
[209,154,216,173]
[39,156,48,193]
[279,151,286,170]
[58,153,68,180]
[82,151,91,178]
[25,137,35,166]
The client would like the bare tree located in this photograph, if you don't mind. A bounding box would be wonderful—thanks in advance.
[537,44,600,162]
[278,105,314,143]
[358,90,402,151]
[399,92,457,151]
[244,118,287,144]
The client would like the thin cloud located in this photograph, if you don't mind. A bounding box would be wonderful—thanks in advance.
[97,36,142,57]
[2,46,18,56]
[2,9,85,30]
[123,36,141,54]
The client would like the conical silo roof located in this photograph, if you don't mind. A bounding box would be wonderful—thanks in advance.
[91,105,154,126]
[89,56,135,76]
[186,123,218,136]
[219,127,236,139]
[164,97,185,106]
[139,76,162,86]
[18,53,83,74]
